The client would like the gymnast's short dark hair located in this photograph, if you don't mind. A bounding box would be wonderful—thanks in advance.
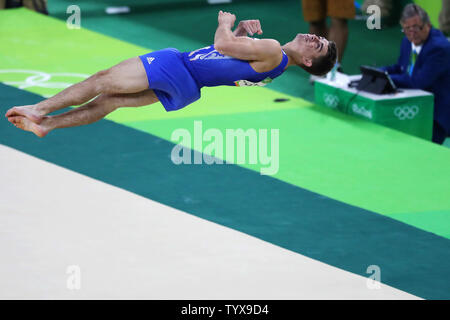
[300,41,338,76]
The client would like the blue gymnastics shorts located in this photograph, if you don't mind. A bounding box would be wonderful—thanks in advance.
[139,48,200,112]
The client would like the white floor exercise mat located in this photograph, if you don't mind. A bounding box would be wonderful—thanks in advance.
[0,145,419,299]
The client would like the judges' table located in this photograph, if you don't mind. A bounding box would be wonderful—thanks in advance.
[314,75,434,140]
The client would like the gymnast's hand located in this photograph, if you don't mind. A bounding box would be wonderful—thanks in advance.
[236,20,263,36]
[218,10,236,27]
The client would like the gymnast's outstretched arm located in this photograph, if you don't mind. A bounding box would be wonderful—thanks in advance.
[214,11,280,62]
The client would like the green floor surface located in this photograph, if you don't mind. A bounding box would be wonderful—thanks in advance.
[2,82,450,299]
[123,107,450,239]
[1,8,450,239]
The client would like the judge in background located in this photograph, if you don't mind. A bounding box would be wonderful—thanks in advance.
[380,4,450,145]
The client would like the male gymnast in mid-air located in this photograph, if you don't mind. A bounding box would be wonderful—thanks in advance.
[6,11,337,137]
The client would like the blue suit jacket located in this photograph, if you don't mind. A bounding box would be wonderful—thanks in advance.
[381,29,450,134]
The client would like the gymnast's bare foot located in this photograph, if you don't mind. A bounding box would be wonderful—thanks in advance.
[8,116,49,138]
[5,105,45,124]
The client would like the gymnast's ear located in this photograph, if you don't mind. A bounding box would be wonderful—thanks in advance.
[300,56,313,67]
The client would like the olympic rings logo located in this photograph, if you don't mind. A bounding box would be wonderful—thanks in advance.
[0,69,90,93]
[323,93,339,108]
[394,105,419,120]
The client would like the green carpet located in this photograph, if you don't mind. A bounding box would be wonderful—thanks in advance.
[2,82,450,299]
[2,6,450,299]
[1,8,450,239]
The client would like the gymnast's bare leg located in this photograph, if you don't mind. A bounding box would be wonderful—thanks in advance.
[5,56,152,131]
[7,90,158,137]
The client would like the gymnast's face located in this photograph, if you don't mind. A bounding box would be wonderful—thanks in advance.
[401,15,431,46]
[294,34,329,66]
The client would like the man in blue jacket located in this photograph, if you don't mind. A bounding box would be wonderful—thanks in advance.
[381,4,450,144]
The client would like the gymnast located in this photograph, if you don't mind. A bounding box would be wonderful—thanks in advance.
[6,11,337,137]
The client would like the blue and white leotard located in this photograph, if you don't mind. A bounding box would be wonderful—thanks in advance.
[139,44,288,111]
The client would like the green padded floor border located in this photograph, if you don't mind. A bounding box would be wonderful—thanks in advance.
[1,8,450,239]
[2,83,450,299]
